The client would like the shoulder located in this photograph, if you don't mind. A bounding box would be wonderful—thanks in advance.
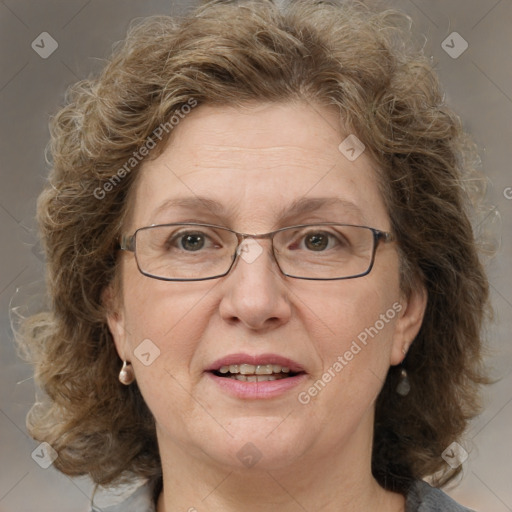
[90,477,157,512]
[406,480,477,512]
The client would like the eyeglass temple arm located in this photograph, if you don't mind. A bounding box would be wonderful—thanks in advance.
[119,234,135,252]
[380,231,395,243]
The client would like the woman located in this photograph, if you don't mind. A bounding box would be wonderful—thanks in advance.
[18,0,490,510]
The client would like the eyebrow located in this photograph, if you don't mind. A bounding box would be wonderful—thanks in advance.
[150,195,366,226]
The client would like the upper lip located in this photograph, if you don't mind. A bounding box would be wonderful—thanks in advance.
[206,353,305,373]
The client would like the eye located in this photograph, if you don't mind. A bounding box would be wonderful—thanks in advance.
[179,232,206,251]
[304,232,330,251]
[297,230,346,252]
[165,230,217,252]
[279,226,355,254]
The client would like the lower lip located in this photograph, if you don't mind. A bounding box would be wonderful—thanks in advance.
[206,372,307,399]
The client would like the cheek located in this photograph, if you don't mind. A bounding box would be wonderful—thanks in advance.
[299,272,399,349]
[295,265,401,414]
[119,276,216,433]
[117,270,208,409]
[121,259,215,345]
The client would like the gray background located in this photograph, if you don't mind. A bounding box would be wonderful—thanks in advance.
[0,1,511,511]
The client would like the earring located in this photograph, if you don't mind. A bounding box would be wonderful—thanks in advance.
[118,361,135,385]
[396,367,410,396]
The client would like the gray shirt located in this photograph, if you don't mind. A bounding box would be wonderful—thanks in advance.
[90,478,477,512]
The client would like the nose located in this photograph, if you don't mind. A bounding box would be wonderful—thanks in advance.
[218,237,292,331]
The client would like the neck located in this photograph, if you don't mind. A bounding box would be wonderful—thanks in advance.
[155,413,405,512]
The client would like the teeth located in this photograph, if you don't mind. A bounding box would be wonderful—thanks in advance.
[256,364,274,375]
[218,364,291,375]
[239,363,256,375]
[233,374,279,382]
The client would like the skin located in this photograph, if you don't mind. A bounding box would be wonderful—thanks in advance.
[105,101,427,512]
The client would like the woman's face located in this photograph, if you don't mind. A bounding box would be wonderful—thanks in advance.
[107,102,425,473]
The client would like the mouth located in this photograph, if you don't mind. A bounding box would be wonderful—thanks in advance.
[206,354,307,399]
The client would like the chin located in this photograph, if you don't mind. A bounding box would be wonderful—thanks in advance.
[199,416,314,471]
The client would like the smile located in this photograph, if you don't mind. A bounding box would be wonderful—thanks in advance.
[206,354,307,399]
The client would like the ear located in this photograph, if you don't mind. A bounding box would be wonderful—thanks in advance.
[101,283,129,361]
[390,283,427,366]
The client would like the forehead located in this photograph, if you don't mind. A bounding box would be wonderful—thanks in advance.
[129,102,389,231]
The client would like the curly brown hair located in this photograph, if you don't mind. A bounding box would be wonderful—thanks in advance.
[15,0,490,495]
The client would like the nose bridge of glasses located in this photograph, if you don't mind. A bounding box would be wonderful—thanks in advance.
[234,230,275,260]
[236,229,275,240]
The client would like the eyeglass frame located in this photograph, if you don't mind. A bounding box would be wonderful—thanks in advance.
[119,221,395,282]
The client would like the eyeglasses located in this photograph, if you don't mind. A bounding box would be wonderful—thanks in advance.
[119,222,395,281]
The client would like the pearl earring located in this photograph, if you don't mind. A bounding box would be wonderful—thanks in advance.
[118,361,135,385]
[396,368,410,396]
